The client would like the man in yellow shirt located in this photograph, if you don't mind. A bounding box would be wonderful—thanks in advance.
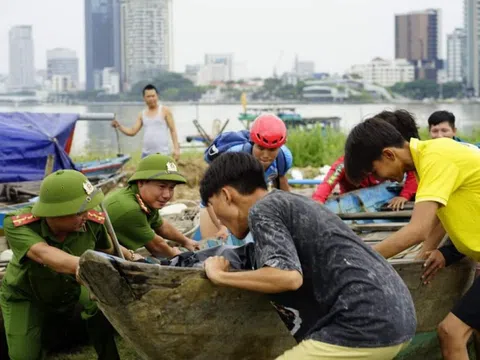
[343,117,480,360]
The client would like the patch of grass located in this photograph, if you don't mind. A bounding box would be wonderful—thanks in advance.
[286,126,346,168]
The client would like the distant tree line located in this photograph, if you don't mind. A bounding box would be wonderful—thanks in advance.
[72,73,466,103]
[390,80,464,100]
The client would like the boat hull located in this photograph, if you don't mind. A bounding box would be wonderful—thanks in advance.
[76,155,131,179]
[79,248,475,360]
[391,258,475,332]
[79,250,296,360]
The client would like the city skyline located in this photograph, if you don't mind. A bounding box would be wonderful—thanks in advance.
[0,0,463,83]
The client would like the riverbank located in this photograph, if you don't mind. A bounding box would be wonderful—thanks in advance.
[46,98,480,106]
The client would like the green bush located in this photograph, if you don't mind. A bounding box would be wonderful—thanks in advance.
[287,126,346,168]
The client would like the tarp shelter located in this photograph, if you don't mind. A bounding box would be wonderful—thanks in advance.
[0,112,79,183]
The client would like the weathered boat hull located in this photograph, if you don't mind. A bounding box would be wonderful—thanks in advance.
[391,258,475,332]
[76,155,131,179]
[79,246,476,360]
[79,250,296,360]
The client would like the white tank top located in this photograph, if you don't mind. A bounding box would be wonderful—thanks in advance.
[141,105,170,156]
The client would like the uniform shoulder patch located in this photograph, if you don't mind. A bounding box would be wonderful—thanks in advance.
[135,194,151,214]
[87,210,105,224]
[11,213,41,227]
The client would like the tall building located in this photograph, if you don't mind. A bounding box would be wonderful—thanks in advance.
[47,48,79,89]
[204,54,234,80]
[395,9,442,80]
[464,0,480,96]
[85,0,121,91]
[294,56,315,79]
[8,25,35,91]
[120,0,173,89]
[446,28,466,83]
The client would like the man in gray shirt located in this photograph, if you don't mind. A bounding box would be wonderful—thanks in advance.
[200,152,416,359]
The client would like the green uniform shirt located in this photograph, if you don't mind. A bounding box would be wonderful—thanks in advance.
[0,205,111,311]
[104,184,163,251]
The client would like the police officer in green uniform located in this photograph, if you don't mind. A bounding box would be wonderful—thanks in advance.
[104,154,200,258]
[0,170,137,360]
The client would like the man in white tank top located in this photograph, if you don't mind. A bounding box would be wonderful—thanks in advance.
[111,84,181,160]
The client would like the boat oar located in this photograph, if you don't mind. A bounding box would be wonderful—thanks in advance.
[113,113,124,157]
[100,202,125,260]
[114,127,124,158]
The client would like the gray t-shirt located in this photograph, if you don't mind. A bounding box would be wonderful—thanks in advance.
[248,190,416,348]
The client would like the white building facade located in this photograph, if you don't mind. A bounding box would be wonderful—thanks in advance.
[446,28,465,83]
[9,25,35,91]
[120,0,173,89]
[47,48,79,89]
[350,58,415,87]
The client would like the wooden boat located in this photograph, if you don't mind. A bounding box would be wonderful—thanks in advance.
[76,155,131,179]
[78,217,475,360]
[79,250,296,360]
[238,106,341,130]
[324,182,402,214]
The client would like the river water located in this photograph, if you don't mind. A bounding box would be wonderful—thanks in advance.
[1,102,480,157]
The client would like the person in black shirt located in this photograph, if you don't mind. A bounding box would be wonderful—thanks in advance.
[200,152,416,359]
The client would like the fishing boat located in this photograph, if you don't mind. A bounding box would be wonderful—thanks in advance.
[79,250,297,360]
[76,155,131,179]
[238,106,341,131]
[78,225,475,360]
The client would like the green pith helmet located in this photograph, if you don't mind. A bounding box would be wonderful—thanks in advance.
[128,154,187,184]
[32,170,104,217]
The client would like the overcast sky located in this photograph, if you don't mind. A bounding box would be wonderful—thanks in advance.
[0,0,463,82]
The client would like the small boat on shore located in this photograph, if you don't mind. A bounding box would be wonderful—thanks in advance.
[76,155,131,180]
[79,250,296,360]
[78,236,475,360]
[238,106,341,131]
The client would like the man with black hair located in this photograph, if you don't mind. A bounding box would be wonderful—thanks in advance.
[344,117,480,360]
[201,152,415,359]
[428,110,479,150]
[111,84,181,160]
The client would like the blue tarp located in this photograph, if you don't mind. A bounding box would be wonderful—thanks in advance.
[0,112,79,183]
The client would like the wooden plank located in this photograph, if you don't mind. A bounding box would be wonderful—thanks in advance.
[360,231,394,242]
[339,210,412,220]
[379,201,415,211]
[350,223,406,232]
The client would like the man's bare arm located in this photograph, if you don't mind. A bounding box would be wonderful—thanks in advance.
[113,112,143,136]
[164,107,180,159]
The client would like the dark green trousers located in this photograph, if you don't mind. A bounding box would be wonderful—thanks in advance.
[0,286,120,360]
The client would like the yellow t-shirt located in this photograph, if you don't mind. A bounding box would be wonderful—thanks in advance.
[410,137,480,260]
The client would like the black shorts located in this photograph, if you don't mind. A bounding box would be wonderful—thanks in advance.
[452,275,480,331]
